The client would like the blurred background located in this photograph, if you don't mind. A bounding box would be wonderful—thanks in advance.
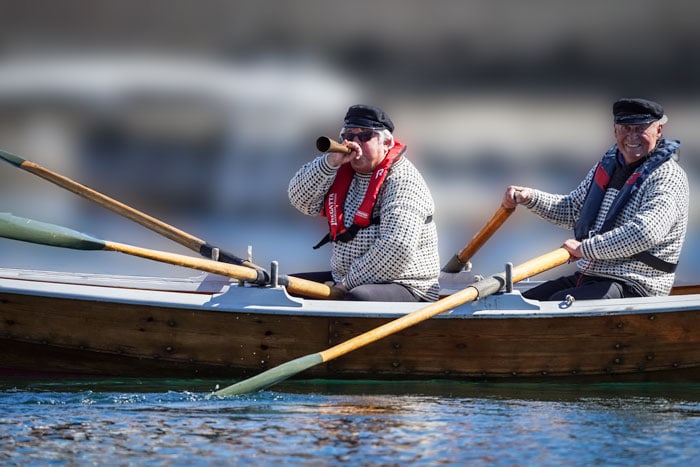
[0,0,698,284]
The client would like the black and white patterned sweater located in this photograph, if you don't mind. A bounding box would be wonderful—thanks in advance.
[525,144,689,296]
[288,153,441,301]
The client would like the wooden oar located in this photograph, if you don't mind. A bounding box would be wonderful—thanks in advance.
[0,213,344,300]
[0,148,261,270]
[442,205,515,272]
[211,247,571,397]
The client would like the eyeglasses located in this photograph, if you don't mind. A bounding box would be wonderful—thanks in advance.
[340,130,377,143]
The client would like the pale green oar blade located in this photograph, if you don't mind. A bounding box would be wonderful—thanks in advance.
[0,212,106,250]
[211,354,323,397]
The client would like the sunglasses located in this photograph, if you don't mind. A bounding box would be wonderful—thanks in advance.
[340,130,377,143]
[614,123,657,136]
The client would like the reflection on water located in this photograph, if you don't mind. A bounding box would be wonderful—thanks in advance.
[1,378,700,465]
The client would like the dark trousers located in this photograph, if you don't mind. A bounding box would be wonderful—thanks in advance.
[522,272,645,301]
[291,271,424,302]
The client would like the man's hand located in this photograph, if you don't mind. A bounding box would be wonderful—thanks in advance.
[503,185,532,208]
[562,238,583,258]
[332,280,349,298]
[326,141,362,167]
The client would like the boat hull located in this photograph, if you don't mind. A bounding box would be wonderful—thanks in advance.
[2,270,700,382]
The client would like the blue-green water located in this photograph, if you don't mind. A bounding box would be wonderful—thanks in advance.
[1,379,699,465]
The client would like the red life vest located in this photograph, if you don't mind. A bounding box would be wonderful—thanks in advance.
[313,141,406,249]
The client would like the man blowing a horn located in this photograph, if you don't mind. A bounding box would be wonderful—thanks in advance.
[289,104,440,301]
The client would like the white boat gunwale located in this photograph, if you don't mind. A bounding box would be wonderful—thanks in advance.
[1,267,698,320]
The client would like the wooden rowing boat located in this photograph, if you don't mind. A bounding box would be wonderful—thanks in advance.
[2,267,700,383]
[1,149,698,389]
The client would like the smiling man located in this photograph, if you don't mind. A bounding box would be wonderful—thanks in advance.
[288,105,440,301]
[502,98,689,301]
[613,98,668,164]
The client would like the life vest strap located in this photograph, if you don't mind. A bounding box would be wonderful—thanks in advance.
[313,217,378,250]
[632,251,677,273]
[312,215,433,249]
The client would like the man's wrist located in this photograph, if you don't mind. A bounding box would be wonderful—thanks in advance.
[325,153,342,169]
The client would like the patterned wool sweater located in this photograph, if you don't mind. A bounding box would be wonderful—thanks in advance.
[525,142,689,296]
[288,153,441,301]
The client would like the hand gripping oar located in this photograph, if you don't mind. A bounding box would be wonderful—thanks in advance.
[211,247,571,397]
[0,149,261,270]
[442,205,515,273]
[0,213,344,300]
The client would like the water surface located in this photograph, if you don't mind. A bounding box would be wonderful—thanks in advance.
[1,378,699,465]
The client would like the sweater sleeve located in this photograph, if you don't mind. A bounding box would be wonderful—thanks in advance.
[526,165,595,230]
[288,155,338,216]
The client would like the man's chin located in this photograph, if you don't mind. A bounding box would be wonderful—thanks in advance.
[620,150,647,161]
[350,162,371,174]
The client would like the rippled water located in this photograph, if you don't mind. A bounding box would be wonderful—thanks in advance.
[1,378,700,465]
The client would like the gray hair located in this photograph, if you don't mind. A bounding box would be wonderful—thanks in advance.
[377,128,395,149]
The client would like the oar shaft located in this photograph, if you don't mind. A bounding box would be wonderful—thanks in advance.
[321,247,568,362]
[26,161,203,249]
[0,149,261,270]
[212,287,479,397]
[442,205,514,272]
[320,287,479,362]
[212,247,571,396]
[102,240,343,300]
[103,240,262,282]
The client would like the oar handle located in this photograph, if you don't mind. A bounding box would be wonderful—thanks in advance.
[442,205,515,272]
[0,149,262,270]
[511,247,570,282]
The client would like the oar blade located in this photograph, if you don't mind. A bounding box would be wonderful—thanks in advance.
[0,149,26,167]
[212,354,323,397]
[0,213,106,250]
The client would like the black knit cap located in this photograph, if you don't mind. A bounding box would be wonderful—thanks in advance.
[343,104,394,132]
[613,98,665,125]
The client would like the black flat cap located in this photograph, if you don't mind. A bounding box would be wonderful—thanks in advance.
[613,98,665,125]
[344,104,394,132]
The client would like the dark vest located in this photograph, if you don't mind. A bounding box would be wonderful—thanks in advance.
[574,138,680,273]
